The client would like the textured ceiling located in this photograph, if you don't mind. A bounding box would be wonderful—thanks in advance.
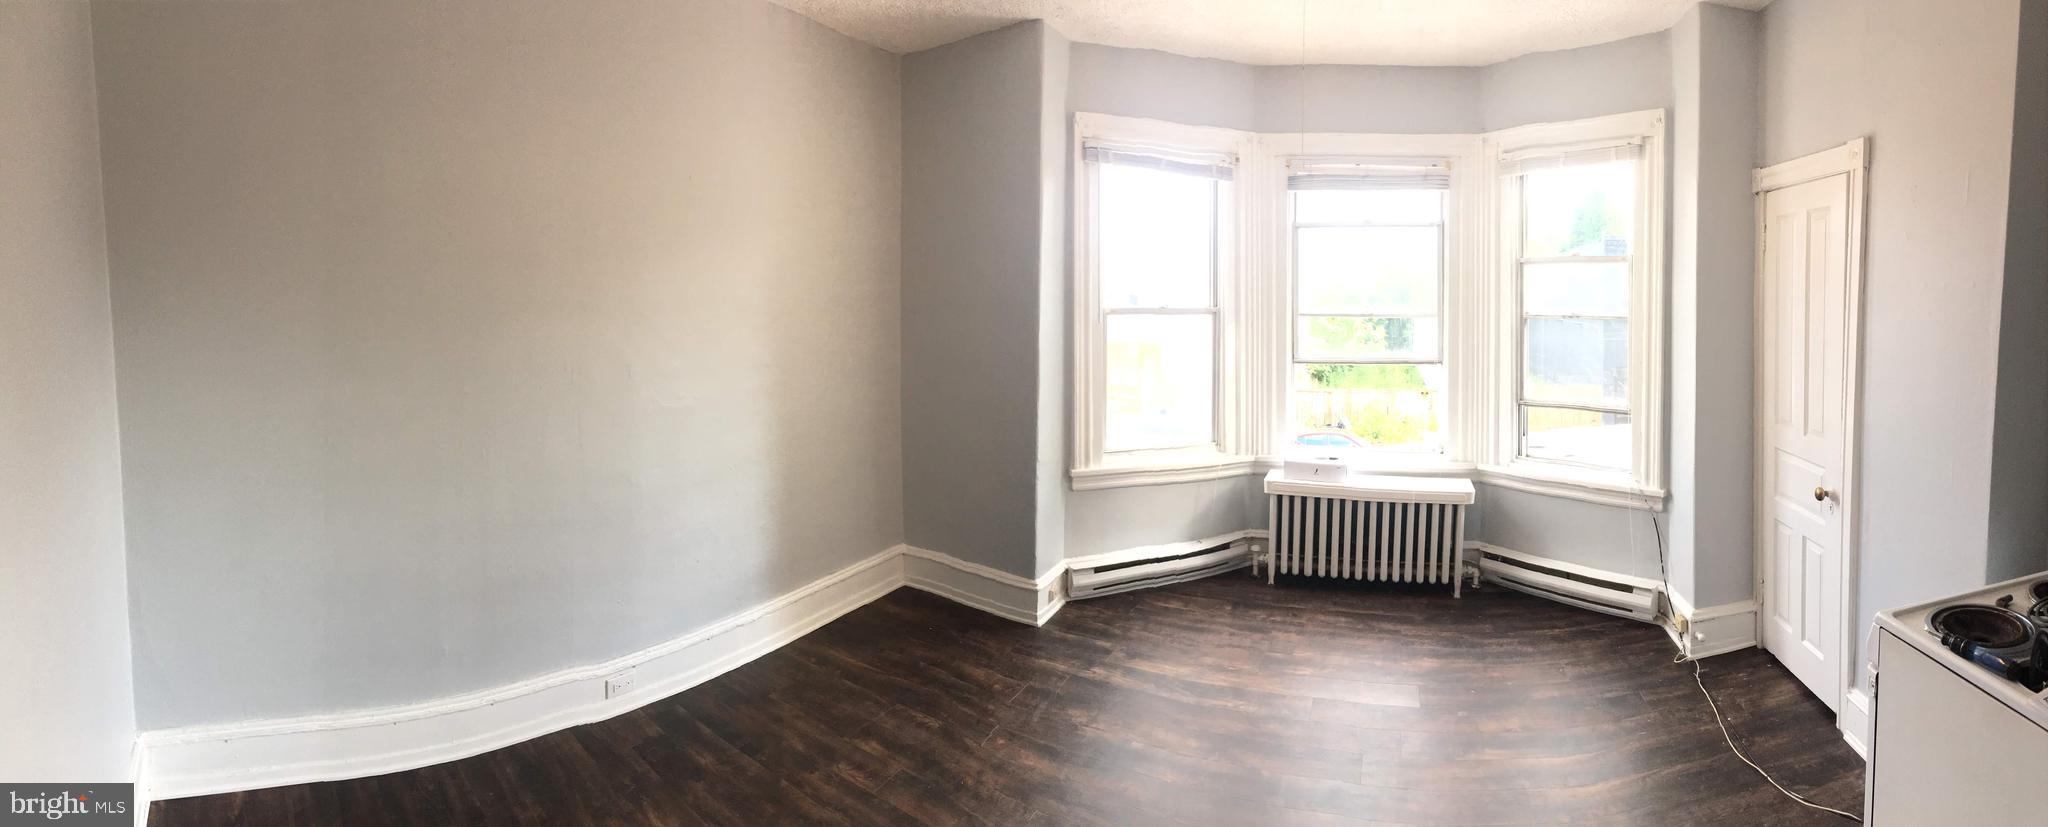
[769,0,1771,66]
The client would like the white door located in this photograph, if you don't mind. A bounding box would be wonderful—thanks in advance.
[1758,172,1851,710]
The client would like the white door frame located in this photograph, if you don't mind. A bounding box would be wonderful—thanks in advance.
[1750,137,1870,747]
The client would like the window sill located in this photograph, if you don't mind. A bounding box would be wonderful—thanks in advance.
[1071,454,1666,512]
[1476,462,1666,511]
[1070,453,1261,491]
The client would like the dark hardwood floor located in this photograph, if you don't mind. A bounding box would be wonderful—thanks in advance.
[152,575,1865,826]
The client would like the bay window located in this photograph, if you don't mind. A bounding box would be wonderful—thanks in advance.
[1071,110,1665,507]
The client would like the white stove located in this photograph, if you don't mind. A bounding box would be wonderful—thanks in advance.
[1866,571,2048,825]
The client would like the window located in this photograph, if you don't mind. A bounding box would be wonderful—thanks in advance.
[1071,111,1664,506]
[1508,150,1638,470]
[1489,109,1664,499]
[1080,142,1236,459]
[1287,161,1450,453]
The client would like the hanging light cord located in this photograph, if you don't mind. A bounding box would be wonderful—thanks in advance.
[1298,0,1308,154]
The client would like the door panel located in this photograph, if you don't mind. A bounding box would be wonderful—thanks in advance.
[1759,173,1850,711]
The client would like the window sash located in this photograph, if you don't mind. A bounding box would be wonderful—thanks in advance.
[1288,185,1447,374]
[1094,161,1224,312]
[1085,141,1232,460]
[1508,151,1642,472]
[1516,404,1633,470]
[1102,308,1220,454]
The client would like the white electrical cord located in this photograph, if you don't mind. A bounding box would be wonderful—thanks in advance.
[1649,510,1859,821]
[1685,654,1863,822]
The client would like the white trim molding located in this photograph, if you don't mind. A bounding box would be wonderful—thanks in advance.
[902,546,1066,626]
[140,544,1063,801]
[1752,137,1868,193]
[129,738,150,827]
[1068,454,1262,491]
[1838,686,1872,760]
[1750,136,1872,754]
[1668,591,1760,660]
[1475,465,1666,511]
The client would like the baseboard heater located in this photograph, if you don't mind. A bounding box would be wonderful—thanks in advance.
[1474,544,1660,622]
[1065,533,1258,600]
[1261,470,1475,596]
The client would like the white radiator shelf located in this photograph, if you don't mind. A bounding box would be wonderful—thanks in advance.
[1262,471,1476,504]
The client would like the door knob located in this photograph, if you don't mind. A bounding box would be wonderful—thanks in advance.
[1813,486,1832,502]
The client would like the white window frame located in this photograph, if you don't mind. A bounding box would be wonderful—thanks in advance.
[1069,109,1668,512]
[1070,114,1256,490]
[1479,110,1667,507]
[1262,133,1485,474]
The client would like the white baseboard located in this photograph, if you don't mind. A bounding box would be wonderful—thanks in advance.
[130,738,150,826]
[140,543,1057,801]
[902,546,1065,626]
[1670,593,1758,659]
[1838,686,1872,760]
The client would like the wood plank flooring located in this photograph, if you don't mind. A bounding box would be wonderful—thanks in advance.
[152,576,1865,825]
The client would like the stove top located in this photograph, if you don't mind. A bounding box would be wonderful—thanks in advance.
[1877,572,2048,729]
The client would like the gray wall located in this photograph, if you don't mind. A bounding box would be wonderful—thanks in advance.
[1987,0,2048,582]
[902,21,1060,578]
[1666,3,1761,609]
[1480,31,1673,131]
[1761,0,2024,686]
[96,0,905,729]
[0,0,138,779]
[1068,43,1257,132]
[1476,486,1664,578]
[1254,65,1483,135]
[1065,478,1265,559]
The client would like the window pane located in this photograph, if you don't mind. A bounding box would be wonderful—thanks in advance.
[1524,317,1627,408]
[1105,314,1215,451]
[1293,188,1442,225]
[1524,261,1629,317]
[1296,315,1440,362]
[1098,163,1217,309]
[1292,363,1444,451]
[1523,406,1630,469]
[1523,161,1635,258]
[1296,226,1440,315]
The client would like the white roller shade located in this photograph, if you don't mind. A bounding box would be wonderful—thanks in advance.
[1082,144,1234,181]
[1498,140,1643,177]
[1288,158,1450,191]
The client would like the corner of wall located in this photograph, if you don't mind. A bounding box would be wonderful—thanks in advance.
[1035,20,1073,578]
[899,19,1070,581]
[1986,0,2048,581]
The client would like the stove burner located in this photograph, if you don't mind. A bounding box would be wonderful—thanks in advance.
[1928,604,2038,657]
[2032,580,2048,603]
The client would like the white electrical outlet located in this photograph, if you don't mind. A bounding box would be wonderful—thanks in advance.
[604,667,637,699]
